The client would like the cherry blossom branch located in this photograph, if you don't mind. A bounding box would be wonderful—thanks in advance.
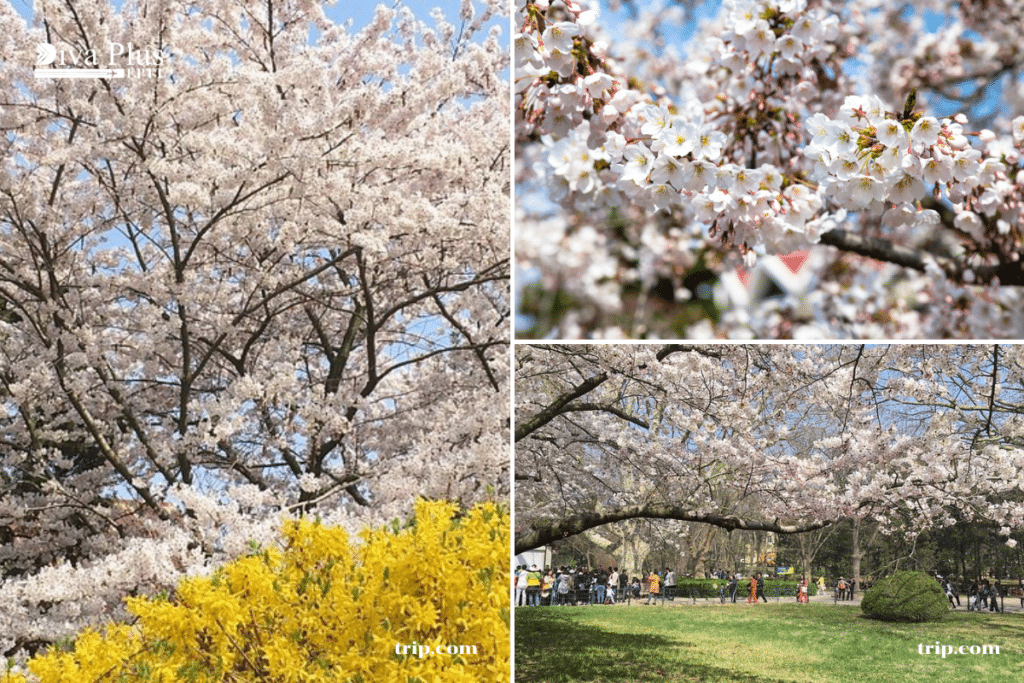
[430,289,502,392]
[516,0,1024,338]
[557,402,651,430]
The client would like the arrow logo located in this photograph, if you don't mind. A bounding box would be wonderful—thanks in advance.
[36,43,57,66]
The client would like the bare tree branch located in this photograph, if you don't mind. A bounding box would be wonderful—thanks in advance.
[558,402,649,430]
[819,228,959,276]
[514,372,609,442]
[515,503,833,554]
[656,344,724,361]
[820,228,1024,286]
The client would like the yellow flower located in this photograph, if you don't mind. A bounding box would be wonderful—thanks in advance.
[18,499,510,683]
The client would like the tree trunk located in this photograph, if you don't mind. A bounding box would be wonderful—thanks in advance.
[619,521,651,579]
[690,527,716,577]
[801,546,814,582]
[851,517,862,594]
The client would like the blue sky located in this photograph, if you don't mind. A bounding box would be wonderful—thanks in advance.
[14,0,473,33]
[329,0,466,29]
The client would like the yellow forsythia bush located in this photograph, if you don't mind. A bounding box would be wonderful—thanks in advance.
[4,499,509,683]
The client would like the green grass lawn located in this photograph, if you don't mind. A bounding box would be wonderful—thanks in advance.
[514,603,1024,682]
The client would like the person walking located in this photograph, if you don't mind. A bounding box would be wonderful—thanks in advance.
[941,577,955,608]
[747,574,758,604]
[646,571,662,605]
[578,568,591,605]
[728,573,738,603]
[756,573,768,603]
[967,581,980,611]
[581,569,598,606]
[798,578,809,603]
[608,567,619,604]
[664,568,676,601]
[948,576,960,607]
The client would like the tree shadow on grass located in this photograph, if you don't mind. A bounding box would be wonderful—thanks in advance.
[515,609,797,683]
[854,611,1024,652]
[961,614,1024,645]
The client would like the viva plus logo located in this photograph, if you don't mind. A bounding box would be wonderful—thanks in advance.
[34,41,163,79]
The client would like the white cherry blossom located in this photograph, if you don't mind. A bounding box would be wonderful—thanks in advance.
[517,0,1024,339]
[692,127,728,161]
[2,0,510,661]
[543,20,580,54]
[910,116,942,148]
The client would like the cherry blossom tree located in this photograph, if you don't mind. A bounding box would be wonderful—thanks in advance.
[0,0,508,662]
[514,344,1024,591]
[516,0,1024,338]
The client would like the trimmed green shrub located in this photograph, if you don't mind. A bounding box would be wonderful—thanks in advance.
[861,571,948,622]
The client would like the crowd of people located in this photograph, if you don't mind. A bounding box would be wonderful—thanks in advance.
[512,564,680,606]
[935,574,1024,612]
[833,576,858,600]
[513,565,833,606]
[513,563,1024,613]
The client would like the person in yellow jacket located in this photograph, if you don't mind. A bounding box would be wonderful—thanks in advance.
[645,571,661,605]
[526,565,542,606]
